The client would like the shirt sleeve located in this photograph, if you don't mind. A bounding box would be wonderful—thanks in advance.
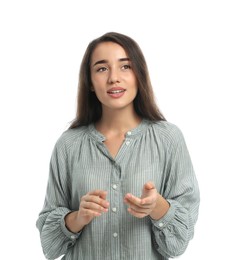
[36,135,81,259]
[150,125,200,258]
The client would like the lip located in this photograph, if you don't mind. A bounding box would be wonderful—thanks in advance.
[107,87,126,98]
[107,87,126,93]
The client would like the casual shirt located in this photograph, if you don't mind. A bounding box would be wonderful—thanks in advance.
[36,120,200,260]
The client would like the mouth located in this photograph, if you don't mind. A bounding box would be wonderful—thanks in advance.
[107,87,126,98]
[107,89,126,94]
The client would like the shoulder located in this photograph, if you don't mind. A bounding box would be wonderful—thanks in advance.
[148,120,186,150]
[150,120,183,137]
[54,126,89,152]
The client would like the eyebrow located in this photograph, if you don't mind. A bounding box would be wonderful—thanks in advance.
[93,58,130,67]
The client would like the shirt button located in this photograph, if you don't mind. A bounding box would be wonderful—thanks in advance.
[112,207,117,212]
[112,184,117,189]
[158,222,164,228]
[70,235,76,240]
[125,141,130,146]
[127,131,132,136]
[113,232,118,237]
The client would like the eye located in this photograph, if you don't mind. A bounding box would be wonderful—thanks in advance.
[96,67,108,72]
[122,64,132,70]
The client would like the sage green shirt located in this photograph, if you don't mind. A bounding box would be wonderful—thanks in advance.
[36,120,200,260]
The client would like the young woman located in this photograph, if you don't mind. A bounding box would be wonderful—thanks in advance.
[36,32,200,260]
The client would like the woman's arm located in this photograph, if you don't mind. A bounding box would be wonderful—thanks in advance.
[124,126,200,258]
[151,126,200,258]
[36,134,110,259]
[36,135,79,259]
[65,189,109,233]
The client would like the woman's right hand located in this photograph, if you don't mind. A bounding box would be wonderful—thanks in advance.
[65,190,109,233]
[77,189,109,225]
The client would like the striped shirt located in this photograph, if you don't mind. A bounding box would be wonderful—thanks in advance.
[36,120,200,260]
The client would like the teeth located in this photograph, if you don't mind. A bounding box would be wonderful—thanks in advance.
[109,90,124,94]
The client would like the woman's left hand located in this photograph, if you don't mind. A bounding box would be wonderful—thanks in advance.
[124,182,170,220]
[124,182,159,218]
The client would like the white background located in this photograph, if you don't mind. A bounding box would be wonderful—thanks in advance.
[1,0,236,259]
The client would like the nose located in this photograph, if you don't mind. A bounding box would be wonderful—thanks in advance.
[108,68,120,84]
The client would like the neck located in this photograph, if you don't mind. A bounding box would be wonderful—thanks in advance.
[96,107,141,134]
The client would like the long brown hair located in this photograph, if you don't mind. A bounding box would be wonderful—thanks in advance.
[69,32,165,128]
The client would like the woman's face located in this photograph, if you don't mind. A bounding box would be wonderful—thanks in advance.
[90,41,138,112]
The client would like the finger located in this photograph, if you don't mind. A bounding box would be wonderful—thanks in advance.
[88,190,108,198]
[143,182,155,190]
[85,195,109,208]
[124,193,142,206]
[99,192,108,200]
[128,202,151,211]
[80,208,102,217]
[82,193,109,208]
[140,196,156,205]
[124,196,151,209]
[141,182,157,203]
[127,207,147,218]
[87,190,108,203]
[81,200,109,213]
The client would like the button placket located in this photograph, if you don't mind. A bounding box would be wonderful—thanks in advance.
[112,184,117,190]
[127,131,132,136]
[112,207,117,212]
[158,222,164,228]
[111,183,118,214]
[110,164,119,243]
[125,140,131,146]
[125,129,132,146]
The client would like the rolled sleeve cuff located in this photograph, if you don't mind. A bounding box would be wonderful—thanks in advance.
[60,211,82,241]
[149,199,176,230]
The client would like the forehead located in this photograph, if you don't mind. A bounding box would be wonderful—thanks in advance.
[91,42,128,62]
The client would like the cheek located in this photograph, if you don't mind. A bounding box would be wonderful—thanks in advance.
[91,75,106,89]
[131,79,138,94]
[91,81,106,100]
[128,74,138,89]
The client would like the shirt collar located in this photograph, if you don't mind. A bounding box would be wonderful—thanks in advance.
[88,119,150,143]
